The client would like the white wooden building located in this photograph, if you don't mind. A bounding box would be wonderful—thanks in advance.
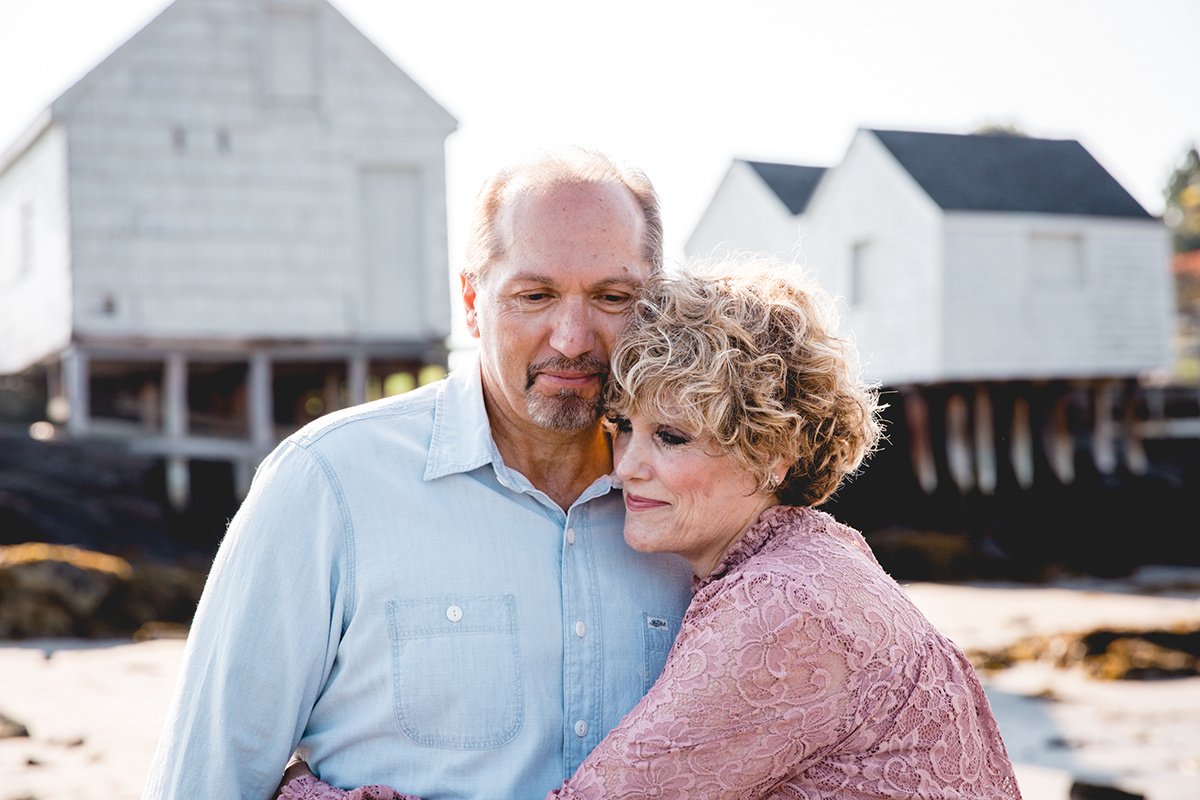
[687,159,825,263]
[0,0,456,505]
[688,128,1175,494]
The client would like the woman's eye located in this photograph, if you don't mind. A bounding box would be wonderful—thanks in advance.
[606,416,632,434]
[655,428,690,447]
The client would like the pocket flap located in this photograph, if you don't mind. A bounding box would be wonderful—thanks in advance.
[388,594,516,638]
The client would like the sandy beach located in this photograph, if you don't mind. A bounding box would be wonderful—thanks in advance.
[3,569,1199,800]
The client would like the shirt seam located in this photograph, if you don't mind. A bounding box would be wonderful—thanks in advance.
[291,439,358,634]
[291,397,436,449]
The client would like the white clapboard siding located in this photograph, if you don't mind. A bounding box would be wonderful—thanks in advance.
[686,161,803,262]
[800,130,945,386]
[685,129,1174,388]
[41,0,454,344]
[941,213,1173,380]
[0,119,73,373]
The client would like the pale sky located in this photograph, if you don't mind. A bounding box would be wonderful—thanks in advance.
[2,0,1197,270]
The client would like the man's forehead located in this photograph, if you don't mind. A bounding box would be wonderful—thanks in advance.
[499,180,643,234]
[501,270,645,289]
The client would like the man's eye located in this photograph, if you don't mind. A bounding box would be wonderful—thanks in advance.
[519,292,553,303]
[655,428,690,447]
[598,293,632,306]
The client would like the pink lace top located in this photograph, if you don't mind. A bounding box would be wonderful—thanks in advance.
[280,506,1022,800]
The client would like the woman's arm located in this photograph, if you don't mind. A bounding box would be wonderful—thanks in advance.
[276,761,423,800]
[276,573,856,800]
[545,572,856,799]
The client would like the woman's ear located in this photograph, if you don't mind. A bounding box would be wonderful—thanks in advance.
[766,460,788,494]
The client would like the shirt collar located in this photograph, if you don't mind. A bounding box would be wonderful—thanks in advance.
[422,352,619,506]
[424,352,498,481]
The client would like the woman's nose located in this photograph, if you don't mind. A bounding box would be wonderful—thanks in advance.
[613,434,650,482]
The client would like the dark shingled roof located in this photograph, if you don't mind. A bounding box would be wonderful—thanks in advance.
[743,160,826,215]
[869,129,1152,218]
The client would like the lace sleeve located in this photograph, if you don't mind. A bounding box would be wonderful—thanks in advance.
[546,571,867,799]
[278,774,423,800]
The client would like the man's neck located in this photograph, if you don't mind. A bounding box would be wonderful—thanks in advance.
[485,399,612,511]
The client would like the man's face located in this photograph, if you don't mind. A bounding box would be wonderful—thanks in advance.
[463,181,652,434]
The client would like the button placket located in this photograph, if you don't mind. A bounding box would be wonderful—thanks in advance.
[561,508,601,770]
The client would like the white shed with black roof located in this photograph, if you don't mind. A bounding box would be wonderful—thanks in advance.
[688,127,1174,493]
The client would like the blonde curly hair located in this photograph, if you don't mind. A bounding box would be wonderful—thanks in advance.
[605,256,884,507]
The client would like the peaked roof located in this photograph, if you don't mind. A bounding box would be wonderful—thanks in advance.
[743,160,826,215]
[3,0,455,171]
[869,129,1151,218]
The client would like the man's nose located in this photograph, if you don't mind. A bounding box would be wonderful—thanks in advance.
[548,300,597,359]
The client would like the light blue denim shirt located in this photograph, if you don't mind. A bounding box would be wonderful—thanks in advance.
[142,357,694,800]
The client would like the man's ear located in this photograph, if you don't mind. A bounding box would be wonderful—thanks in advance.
[461,273,481,339]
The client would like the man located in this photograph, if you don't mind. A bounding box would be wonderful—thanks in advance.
[142,148,694,800]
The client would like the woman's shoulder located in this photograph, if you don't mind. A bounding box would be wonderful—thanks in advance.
[738,507,882,588]
[725,508,937,648]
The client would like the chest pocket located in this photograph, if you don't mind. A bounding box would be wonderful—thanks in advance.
[642,612,683,693]
[387,594,523,749]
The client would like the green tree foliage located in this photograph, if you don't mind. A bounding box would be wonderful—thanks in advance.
[1164,144,1200,254]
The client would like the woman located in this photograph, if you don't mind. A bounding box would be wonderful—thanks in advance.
[280,257,1022,799]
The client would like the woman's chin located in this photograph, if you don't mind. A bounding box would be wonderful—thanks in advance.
[623,529,658,554]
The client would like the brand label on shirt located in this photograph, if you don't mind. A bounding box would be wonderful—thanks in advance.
[646,616,669,629]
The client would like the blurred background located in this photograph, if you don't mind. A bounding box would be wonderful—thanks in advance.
[1,0,1196,570]
[0,1,1198,798]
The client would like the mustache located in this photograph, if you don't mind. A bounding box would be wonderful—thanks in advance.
[526,355,610,389]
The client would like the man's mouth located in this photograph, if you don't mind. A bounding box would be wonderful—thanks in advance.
[527,357,609,391]
[536,371,599,389]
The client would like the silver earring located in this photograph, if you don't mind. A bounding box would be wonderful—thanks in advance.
[766,474,781,493]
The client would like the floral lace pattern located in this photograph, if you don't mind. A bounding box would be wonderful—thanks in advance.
[289,506,1021,799]
[278,774,419,800]
[547,506,1021,798]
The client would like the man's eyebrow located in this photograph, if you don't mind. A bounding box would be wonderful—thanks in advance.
[505,272,559,287]
[591,278,640,289]
[504,273,641,290]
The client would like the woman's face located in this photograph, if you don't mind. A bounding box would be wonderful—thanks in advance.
[610,410,778,577]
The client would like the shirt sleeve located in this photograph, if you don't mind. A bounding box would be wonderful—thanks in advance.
[142,441,351,800]
[545,571,863,799]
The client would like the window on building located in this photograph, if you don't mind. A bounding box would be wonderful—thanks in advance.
[1030,232,1084,288]
[849,240,874,306]
[263,8,318,106]
[0,204,17,284]
[1,201,34,284]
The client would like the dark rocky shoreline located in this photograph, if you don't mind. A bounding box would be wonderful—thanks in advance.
[2,422,1198,640]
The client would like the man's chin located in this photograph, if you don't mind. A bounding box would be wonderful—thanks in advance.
[526,391,602,432]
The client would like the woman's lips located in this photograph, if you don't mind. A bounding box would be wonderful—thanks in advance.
[625,493,669,512]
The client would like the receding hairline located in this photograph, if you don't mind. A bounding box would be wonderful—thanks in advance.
[464,148,664,282]
[491,177,647,260]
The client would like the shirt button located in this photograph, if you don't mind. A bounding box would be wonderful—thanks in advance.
[574,720,588,737]
[566,527,576,545]
[575,621,585,638]
[446,605,463,623]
